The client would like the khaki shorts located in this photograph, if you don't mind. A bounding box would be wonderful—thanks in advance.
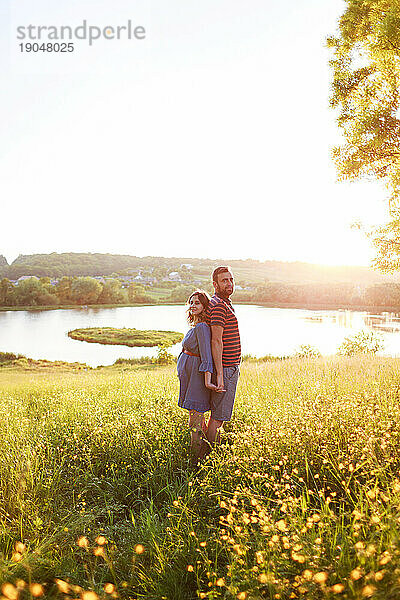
[210,365,240,421]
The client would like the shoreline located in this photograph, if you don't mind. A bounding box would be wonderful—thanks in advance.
[1,353,400,375]
[0,302,186,312]
[0,301,399,314]
[236,301,400,313]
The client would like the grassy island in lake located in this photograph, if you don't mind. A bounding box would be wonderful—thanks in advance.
[67,326,183,347]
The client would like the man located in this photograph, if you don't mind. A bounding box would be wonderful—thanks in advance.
[203,266,241,452]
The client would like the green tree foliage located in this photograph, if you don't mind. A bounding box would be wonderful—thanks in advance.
[55,277,73,305]
[294,344,322,359]
[156,344,176,364]
[328,0,400,270]
[0,279,14,305]
[365,282,400,305]
[179,265,194,281]
[337,330,384,355]
[0,275,400,309]
[152,266,169,280]
[1,252,398,286]
[166,285,195,303]
[127,283,153,303]
[69,277,102,305]
[14,278,57,306]
[5,253,161,279]
[97,279,127,304]
[252,282,359,306]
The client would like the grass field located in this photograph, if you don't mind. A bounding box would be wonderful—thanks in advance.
[1,357,400,599]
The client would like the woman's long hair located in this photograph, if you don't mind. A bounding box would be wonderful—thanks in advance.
[187,290,210,325]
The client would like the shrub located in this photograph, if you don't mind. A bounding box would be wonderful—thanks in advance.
[241,353,288,362]
[113,357,153,365]
[294,344,321,359]
[0,352,24,363]
[156,345,176,365]
[337,330,384,356]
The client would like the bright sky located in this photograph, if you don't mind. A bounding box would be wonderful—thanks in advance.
[0,0,390,267]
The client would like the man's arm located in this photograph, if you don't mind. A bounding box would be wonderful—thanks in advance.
[211,325,225,391]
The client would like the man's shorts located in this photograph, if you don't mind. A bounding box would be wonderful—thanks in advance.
[210,365,240,422]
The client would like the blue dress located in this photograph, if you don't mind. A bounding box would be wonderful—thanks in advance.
[177,322,214,413]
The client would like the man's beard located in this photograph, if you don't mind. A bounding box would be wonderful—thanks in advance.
[216,286,232,298]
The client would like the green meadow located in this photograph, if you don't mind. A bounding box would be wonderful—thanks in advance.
[1,357,400,599]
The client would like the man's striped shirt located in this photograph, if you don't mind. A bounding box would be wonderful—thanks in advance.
[207,294,241,367]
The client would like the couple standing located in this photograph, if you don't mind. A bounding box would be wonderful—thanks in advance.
[177,266,241,464]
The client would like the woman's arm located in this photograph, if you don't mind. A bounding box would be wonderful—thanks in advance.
[195,323,214,374]
[196,324,221,390]
[204,370,218,391]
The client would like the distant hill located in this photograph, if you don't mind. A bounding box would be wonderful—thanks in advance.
[0,252,399,285]
[249,261,400,285]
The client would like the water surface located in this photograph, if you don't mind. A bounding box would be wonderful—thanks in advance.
[0,305,399,367]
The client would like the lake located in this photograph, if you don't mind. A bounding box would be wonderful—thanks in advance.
[1,304,400,367]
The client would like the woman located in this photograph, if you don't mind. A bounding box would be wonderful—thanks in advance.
[177,290,218,462]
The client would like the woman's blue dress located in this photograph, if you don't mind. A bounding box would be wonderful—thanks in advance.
[177,322,214,413]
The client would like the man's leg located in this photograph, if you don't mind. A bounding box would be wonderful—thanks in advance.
[197,417,223,461]
[199,366,239,460]
[206,417,223,446]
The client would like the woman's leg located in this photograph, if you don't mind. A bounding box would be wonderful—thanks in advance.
[188,410,206,463]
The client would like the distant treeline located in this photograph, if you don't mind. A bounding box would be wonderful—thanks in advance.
[0,253,236,279]
[2,276,400,309]
[0,277,206,307]
[0,277,153,307]
[233,282,400,308]
[1,252,399,286]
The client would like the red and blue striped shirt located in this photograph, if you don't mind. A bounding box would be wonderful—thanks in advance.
[206,294,241,367]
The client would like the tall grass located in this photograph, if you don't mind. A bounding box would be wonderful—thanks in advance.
[1,357,400,598]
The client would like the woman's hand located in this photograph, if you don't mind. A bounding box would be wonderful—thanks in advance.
[204,372,225,392]
[205,381,220,391]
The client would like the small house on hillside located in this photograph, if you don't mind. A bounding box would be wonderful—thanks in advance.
[168,272,182,282]
[16,276,39,285]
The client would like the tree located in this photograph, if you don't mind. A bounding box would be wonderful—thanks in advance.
[70,277,102,305]
[337,330,384,355]
[153,266,168,280]
[166,285,195,303]
[97,279,127,304]
[56,277,73,304]
[328,0,400,270]
[14,278,47,306]
[127,283,153,303]
[365,282,400,306]
[0,279,14,305]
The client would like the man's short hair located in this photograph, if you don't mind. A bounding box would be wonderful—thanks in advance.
[212,266,231,283]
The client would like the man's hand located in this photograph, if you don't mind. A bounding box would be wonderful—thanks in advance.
[215,373,226,393]
[204,371,224,392]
